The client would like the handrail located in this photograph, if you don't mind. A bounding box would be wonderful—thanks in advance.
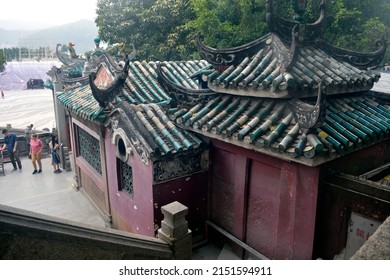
[0,204,172,260]
[206,220,269,260]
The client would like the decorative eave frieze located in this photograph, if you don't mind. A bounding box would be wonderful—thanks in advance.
[107,106,157,165]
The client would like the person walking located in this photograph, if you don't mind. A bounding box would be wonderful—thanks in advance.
[1,91,4,99]
[49,135,62,174]
[1,129,22,172]
[29,133,43,174]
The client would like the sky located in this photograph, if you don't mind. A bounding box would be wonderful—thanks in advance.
[1,0,98,27]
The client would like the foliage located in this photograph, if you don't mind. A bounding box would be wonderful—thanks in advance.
[3,48,19,61]
[323,0,389,64]
[95,0,390,64]
[186,0,268,49]
[0,49,5,72]
[96,0,195,60]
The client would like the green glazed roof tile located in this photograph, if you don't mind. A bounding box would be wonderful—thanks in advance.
[169,92,390,165]
[57,84,104,121]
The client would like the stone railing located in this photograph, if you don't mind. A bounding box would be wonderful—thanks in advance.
[0,201,191,260]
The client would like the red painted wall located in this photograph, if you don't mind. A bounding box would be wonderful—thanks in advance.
[210,140,320,259]
[153,171,209,240]
[105,131,155,237]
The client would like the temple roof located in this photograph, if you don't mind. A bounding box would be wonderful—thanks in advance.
[198,34,381,98]
[56,60,208,162]
[56,59,209,116]
[195,0,386,98]
[108,102,203,161]
[56,84,105,121]
[168,92,390,166]
[56,54,390,166]
[54,1,390,167]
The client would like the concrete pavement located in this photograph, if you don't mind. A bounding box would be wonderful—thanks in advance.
[0,154,106,228]
[0,89,55,131]
[0,89,105,227]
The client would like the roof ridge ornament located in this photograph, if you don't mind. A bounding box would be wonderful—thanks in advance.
[196,33,269,68]
[89,59,130,108]
[289,79,327,134]
[56,43,86,67]
[266,0,326,46]
[291,0,308,23]
[321,36,388,70]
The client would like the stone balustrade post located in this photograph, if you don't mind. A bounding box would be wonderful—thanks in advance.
[158,201,192,260]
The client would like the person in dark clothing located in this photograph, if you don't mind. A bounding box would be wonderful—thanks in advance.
[25,124,34,158]
[1,129,22,172]
[49,135,62,173]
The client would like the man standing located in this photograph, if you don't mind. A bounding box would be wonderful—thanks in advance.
[1,129,22,172]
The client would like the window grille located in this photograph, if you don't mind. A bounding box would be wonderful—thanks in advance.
[117,158,134,197]
[77,127,102,175]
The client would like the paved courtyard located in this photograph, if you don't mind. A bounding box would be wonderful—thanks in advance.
[0,89,106,228]
[0,89,56,131]
[0,156,106,228]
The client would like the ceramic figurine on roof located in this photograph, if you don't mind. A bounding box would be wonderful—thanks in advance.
[67,42,78,59]
[107,42,137,62]
[55,43,86,73]
[51,36,137,90]
[52,42,88,88]
[92,37,104,57]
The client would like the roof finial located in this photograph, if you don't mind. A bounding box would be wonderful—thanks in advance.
[291,0,308,22]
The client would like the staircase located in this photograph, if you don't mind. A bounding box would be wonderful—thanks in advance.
[0,202,190,260]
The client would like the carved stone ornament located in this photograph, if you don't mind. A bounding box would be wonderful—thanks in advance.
[289,79,327,134]
[111,126,133,162]
[196,34,269,67]
[153,150,209,184]
[108,107,153,166]
[266,0,326,46]
[89,59,130,107]
[129,136,150,165]
[321,38,387,70]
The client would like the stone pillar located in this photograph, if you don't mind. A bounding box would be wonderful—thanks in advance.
[53,81,72,171]
[53,81,68,148]
[158,201,192,260]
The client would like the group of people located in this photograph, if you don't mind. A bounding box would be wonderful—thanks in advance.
[1,127,62,174]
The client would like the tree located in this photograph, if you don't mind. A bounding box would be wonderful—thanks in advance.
[187,0,268,48]
[95,0,390,64]
[0,49,6,72]
[323,0,389,64]
[96,0,196,60]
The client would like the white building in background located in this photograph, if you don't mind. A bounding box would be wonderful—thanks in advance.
[17,38,57,61]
